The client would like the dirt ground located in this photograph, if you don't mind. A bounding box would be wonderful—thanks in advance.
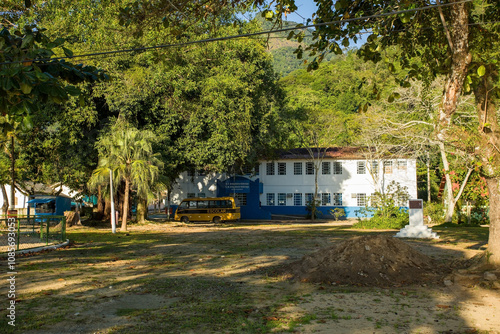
[1,220,499,334]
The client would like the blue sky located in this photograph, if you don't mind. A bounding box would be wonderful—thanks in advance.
[283,0,319,24]
[278,0,368,48]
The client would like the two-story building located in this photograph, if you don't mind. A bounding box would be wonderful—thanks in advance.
[169,147,418,220]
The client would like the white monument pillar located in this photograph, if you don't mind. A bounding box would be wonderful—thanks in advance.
[395,199,438,239]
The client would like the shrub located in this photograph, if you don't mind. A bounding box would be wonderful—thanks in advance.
[353,181,410,229]
[353,208,408,229]
[424,202,444,225]
[329,208,346,221]
[305,199,322,219]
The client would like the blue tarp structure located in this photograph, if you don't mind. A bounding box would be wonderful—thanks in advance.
[27,196,71,216]
[27,198,54,204]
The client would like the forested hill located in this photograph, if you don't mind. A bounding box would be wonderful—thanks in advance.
[254,16,335,76]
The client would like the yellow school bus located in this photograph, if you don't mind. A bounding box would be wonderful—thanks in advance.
[174,197,240,223]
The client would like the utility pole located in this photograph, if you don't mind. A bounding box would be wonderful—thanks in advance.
[10,136,15,213]
[427,151,431,202]
[110,169,116,233]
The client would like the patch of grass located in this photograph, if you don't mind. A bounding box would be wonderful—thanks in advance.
[6,222,492,334]
[298,313,317,324]
[116,308,144,317]
[432,223,489,242]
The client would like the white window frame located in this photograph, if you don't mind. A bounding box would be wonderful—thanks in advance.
[333,161,342,175]
[321,193,331,206]
[278,193,286,206]
[278,162,286,175]
[293,193,302,206]
[370,160,379,175]
[357,161,366,174]
[294,162,302,175]
[357,193,366,207]
[266,162,275,175]
[333,193,342,206]
[266,193,275,206]
[235,193,247,206]
[384,161,393,174]
[398,160,407,171]
[306,162,315,175]
[322,161,331,175]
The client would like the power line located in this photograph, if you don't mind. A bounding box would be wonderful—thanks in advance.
[72,19,500,66]
[0,0,474,66]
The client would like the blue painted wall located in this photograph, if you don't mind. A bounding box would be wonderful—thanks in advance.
[260,206,372,219]
[217,177,271,220]
[55,197,72,215]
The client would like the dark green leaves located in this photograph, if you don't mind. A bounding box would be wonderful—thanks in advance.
[0,26,106,126]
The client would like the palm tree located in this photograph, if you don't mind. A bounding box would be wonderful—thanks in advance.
[89,118,163,231]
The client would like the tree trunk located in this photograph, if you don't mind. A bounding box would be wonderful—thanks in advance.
[436,4,471,220]
[10,136,15,211]
[427,152,431,202]
[117,180,125,219]
[166,187,172,220]
[439,142,455,223]
[1,184,9,215]
[121,177,130,231]
[437,1,471,136]
[312,163,319,221]
[486,177,500,266]
[96,185,104,217]
[136,198,147,224]
[473,64,500,266]
[104,198,111,220]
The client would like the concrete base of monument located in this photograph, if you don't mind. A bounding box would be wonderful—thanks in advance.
[395,224,439,239]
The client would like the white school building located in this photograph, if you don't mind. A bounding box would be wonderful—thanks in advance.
[170,147,418,220]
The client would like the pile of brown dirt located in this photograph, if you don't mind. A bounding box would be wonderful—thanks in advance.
[280,235,446,287]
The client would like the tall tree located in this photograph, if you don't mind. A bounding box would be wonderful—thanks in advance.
[90,118,162,231]
[0,23,107,211]
[271,0,500,265]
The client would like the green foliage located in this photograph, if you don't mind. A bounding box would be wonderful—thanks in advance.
[4,1,291,199]
[353,207,409,230]
[90,118,163,228]
[0,25,106,128]
[253,16,337,76]
[354,181,410,229]
[280,51,402,147]
[416,152,442,202]
[305,199,321,220]
[424,202,444,225]
[449,168,489,207]
[469,207,489,225]
[370,181,410,212]
[329,207,346,221]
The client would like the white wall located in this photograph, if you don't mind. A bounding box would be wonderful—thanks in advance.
[258,158,417,206]
[168,158,418,208]
[170,172,229,204]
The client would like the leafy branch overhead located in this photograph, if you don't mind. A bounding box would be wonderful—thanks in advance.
[0,26,108,127]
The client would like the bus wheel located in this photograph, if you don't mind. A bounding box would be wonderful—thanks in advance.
[213,216,221,224]
[181,216,189,223]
